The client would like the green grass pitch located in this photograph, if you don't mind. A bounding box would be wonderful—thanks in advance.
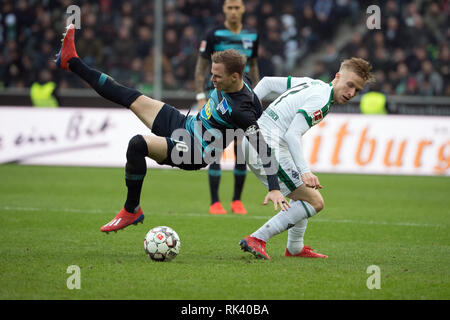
[0,164,449,300]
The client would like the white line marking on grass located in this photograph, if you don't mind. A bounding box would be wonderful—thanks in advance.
[0,206,445,228]
[2,206,105,214]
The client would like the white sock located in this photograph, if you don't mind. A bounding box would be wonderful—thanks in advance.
[252,200,316,242]
[287,218,308,255]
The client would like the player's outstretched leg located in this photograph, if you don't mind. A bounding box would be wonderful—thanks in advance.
[55,24,142,109]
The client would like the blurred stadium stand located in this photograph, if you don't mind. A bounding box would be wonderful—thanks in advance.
[0,0,448,114]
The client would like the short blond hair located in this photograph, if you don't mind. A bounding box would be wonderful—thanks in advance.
[340,57,375,83]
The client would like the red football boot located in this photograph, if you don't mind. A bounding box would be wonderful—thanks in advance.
[239,235,271,260]
[285,246,328,258]
[209,201,227,214]
[100,207,144,233]
[231,200,247,215]
[55,24,79,70]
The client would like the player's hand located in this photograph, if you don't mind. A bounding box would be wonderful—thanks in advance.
[263,190,290,211]
[301,172,323,189]
[197,98,206,110]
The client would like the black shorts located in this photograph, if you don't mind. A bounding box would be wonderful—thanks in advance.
[152,104,207,170]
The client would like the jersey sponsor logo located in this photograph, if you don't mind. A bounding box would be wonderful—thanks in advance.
[199,40,207,53]
[311,110,323,125]
[266,108,279,121]
[242,38,253,50]
[217,98,230,115]
[201,99,212,120]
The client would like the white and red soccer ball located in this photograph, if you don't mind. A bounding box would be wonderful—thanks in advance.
[144,226,180,262]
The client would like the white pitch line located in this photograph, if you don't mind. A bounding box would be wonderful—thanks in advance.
[1,206,105,214]
[0,205,445,228]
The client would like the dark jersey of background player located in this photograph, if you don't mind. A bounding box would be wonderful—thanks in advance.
[199,24,259,92]
[194,0,260,214]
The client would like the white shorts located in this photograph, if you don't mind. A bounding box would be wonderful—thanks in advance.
[242,137,303,196]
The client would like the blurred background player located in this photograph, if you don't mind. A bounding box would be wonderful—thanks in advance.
[195,0,260,215]
[239,58,374,260]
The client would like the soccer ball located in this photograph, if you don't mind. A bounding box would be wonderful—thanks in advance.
[144,226,180,262]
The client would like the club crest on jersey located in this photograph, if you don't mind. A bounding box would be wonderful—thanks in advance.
[242,38,253,50]
[217,98,230,115]
[311,110,323,125]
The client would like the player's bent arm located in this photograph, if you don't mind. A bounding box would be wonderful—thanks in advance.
[254,77,288,100]
[232,103,288,209]
[284,113,311,175]
[245,128,280,191]
[194,56,210,93]
[253,76,306,100]
[285,116,322,189]
[194,56,210,109]
[245,131,290,211]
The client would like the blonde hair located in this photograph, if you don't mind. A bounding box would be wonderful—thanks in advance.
[212,49,246,78]
[340,57,375,83]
